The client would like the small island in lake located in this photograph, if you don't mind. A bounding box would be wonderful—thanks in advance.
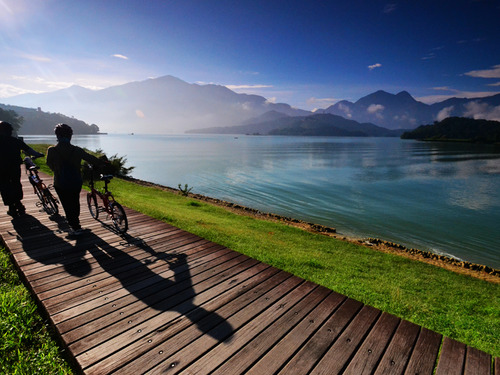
[401,117,500,143]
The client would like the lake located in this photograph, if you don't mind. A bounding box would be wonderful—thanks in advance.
[22,134,500,269]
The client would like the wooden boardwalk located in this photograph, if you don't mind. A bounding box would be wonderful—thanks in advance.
[0,172,497,374]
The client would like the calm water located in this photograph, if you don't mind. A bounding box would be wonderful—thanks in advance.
[22,134,500,269]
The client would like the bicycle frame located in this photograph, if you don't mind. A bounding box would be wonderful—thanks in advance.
[23,157,59,216]
[87,165,128,233]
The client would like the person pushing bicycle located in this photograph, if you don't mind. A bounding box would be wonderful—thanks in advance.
[46,124,105,236]
[0,121,44,218]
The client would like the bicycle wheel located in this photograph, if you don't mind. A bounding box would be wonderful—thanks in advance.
[109,201,128,233]
[87,193,99,219]
[43,189,59,215]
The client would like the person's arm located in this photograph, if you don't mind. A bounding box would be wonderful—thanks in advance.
[81,150,102,166]
[46,146,56,171]
[19,140,44,159]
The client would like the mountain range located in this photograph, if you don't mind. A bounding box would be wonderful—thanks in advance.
[187,111,403,137]
[2,75,500,134]
[1,75,308,134]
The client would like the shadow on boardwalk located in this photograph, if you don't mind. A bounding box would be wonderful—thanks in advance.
[12,214,91,277]
[13,215,234,344]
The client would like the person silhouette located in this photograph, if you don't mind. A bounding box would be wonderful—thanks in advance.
[46,123,103,236]
[0,121,44,217]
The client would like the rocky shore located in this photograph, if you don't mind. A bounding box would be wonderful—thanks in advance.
[123,176,499,284]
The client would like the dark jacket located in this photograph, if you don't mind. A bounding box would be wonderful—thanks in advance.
[0,135,42,174]
[46,141,100,189]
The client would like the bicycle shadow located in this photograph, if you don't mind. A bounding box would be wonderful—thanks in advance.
[81,230,234,343]
[11,214,91,277]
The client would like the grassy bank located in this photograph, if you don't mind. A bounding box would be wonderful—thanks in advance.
[0,246,73,374]
[1,144,497,373]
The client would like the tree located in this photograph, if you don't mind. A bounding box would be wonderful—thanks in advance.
[0,108,23,135]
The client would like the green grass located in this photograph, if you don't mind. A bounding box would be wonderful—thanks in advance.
[2,144,497,370]
[0,246,73,374]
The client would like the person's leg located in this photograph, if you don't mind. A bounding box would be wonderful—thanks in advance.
[0,167,23,216]
[55,187,82,230]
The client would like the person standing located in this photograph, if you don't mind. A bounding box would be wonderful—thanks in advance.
[0,121,44,217]
[46,124,102,235]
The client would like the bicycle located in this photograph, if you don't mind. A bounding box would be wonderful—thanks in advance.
[23,156,59,216]
[86,164,128,234]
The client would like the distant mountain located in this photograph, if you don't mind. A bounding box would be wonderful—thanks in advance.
[188,112,403,137]
[315,90,500,130]
[401,117,500,143]
[0,104,100,135]
[2,76,310,134]
[3,76,499,134]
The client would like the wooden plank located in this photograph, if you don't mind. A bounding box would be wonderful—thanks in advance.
[464,346,491,375]
[207,286,333,374]
[436,337,466,375]
[245,291,347,375]
[373,320,421,375]
[309,305,381,375]
[404,327,442,375]
[147,280,318,375]
[55,246,235,334]
[343,312,401,375]
[83,272,302,374]
[276,298,364,375]
[495,357,500,375]
[52,248,250,328]
[68,257,263,358]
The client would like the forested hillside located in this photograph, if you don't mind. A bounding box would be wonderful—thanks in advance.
[401,117,500,143]
[0,104,100,135]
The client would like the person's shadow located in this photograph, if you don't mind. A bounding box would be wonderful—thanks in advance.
[77,230,233,343]
[11,214,91,277]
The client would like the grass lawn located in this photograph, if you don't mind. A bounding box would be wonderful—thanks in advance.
[0,144,497,373]
[0,246,73,374]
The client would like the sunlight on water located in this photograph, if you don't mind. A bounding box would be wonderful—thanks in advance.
[22,134,500,268]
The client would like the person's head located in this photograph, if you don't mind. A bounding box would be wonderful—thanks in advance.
[54,123,73,142]
[0,121,13,136]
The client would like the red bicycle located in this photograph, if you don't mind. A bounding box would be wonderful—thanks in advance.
[86,165,128,234]
[23,156,59,216]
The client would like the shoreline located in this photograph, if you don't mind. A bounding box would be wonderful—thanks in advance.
[122,175,499,284]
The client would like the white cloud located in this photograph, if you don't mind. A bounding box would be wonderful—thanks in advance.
[464,64,500,79]
[265,97,277,104]
[417,88,500,104]
[19,53,51,62]
[436,106,454,121]
[368,63,382,70]
[337,103,352,118]
[112,54,129,60]
[306,97,340,108]
[225,84,273,90]
[0,83,43,98]
[367,104,384,113]
[487,82,500,87]
[463,101,500,121]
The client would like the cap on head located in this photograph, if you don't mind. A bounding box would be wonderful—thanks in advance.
[54,123,73,140]
[0,121,13,136]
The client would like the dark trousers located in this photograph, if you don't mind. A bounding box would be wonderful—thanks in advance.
[0,166,23,206]
[55,186,82,230]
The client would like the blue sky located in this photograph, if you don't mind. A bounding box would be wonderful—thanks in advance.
[1,0,499,111]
